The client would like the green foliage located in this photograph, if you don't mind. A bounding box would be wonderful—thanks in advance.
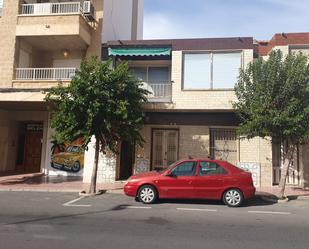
[234,50,309,144]
[45,57,148,153]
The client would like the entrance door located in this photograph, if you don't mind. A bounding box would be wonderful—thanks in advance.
[119,141,135,180]
[23,130,43,172]
[152,129,178,170]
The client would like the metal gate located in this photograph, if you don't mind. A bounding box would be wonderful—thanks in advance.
[210,128,237,165]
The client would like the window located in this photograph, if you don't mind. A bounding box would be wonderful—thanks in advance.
[0,0,3,17]
[183,52,242,89]
[183,54,211,89]
[171,161,197,176]
[199,161,227,176]
[210,128,237,165]
[131,67,169,83]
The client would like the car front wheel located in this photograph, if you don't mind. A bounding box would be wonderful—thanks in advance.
[223,189,244,207]
[138,185,158,204]
[71,161,81,173]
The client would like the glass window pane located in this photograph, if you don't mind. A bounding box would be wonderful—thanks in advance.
[131,67,147,81]
[199,161,227,176]
[212,52,241,89]
[183,53,211,89]
[148,67,169,83]
[171,161,196,176]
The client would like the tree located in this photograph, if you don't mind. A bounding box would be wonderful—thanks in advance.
[45,57,148,194]
[233,50,309,199]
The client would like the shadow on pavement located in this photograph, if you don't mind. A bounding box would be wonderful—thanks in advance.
[155,195,277,207]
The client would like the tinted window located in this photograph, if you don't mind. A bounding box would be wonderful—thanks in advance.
[199,161,227,176]
[171,161,197,176]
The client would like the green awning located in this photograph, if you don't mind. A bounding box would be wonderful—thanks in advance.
[108,47,171,57]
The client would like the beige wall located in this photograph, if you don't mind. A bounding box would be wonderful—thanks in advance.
[144,49,253,111]
[135,124,273,186]
[239,137,273,187]
[102,0,144,43]
[0,0,22,88]
[135,125,210,166]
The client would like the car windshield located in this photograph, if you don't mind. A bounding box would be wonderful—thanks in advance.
[157,161,178,173]
[66,146,80,153]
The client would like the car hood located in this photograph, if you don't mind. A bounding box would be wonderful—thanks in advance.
[129,171,159,180]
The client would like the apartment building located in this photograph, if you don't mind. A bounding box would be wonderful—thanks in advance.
[0,0,143,176]
[91,33,309,188]
[91,37,270,187]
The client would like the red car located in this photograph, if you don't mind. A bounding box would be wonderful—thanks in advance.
[124,159,255,207]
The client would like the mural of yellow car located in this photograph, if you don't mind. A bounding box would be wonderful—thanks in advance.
[51,145,84,173]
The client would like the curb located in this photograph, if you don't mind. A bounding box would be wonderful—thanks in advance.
[79,189,106,196]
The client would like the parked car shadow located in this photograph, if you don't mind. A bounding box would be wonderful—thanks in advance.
[156,195,277,207]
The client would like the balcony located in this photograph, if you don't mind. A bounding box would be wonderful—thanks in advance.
[16,1,94,51]
[143,81,172,102]
[15,68,76,81]
[21,2,81,16]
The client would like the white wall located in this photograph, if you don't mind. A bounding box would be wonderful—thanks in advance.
[102,0,144,43]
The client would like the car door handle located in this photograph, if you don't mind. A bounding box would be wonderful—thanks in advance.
[188,180,193,184]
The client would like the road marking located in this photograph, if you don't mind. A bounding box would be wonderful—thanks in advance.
[248,211,291,215]
[33,234,66,240]
[63,196,91,207]
[126,206,152,209]
[176,208,217,212]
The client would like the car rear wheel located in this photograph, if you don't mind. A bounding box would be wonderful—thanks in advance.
[223,189,243,207]
[71,161,81,173]
[138,185,157,204]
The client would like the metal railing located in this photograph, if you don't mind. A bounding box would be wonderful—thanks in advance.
[15,68,76,81]
[143,81,172,101]
[21,2,81,15]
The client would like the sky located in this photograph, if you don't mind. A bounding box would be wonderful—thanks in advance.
[143,0,309,41]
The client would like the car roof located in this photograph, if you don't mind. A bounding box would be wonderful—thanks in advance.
[178,158,244,173]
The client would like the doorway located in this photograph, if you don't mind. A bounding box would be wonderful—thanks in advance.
[119,141,135,180]
[151,129,179,171]
[16,122,43,173]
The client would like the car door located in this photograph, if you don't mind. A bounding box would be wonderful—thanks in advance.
[157,161,197,199]
[195,161,229,199]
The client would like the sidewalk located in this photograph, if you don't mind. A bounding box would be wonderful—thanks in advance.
[0,173,125,193]
[0,173,309,199]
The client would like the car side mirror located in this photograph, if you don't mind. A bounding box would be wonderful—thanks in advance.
[165,172,176,177]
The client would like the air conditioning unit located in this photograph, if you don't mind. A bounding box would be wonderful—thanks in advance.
[83,1,95,21]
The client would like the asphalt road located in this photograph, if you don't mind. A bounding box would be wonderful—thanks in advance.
[0,191,309,249]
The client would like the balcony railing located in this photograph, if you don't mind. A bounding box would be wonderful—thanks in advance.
[21,2,82,15]
[15,68,76,81]
[142,81,172,102]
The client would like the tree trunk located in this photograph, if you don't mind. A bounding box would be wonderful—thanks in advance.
[278,142,296,199]
[88,137,100,194]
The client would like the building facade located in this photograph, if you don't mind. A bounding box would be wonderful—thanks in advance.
[0,0,143,177]
[94,37,273,187]
[90,33,309,188]
[0,1,308,188]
